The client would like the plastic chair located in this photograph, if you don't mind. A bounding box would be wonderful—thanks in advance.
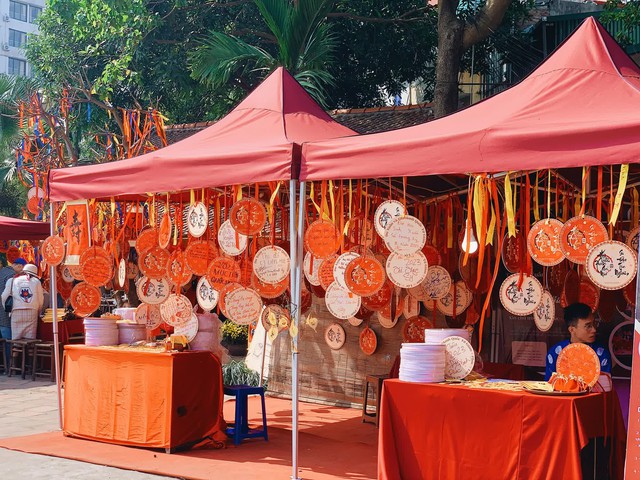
[224,385,268,445]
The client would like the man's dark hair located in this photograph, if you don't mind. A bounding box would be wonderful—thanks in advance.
[563,303,592,328]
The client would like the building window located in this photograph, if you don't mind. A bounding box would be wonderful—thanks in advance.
[8,57,26,76]
[29,5,41,23]
[9,29,27,48]
[9,1,27,22]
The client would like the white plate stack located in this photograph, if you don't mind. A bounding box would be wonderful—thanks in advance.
[399,343,446,383]
[424,328,470,345]
[84,318,118,346]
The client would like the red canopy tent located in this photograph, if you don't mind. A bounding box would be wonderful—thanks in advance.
[300,17,640,181]
[48,67,355,202]
[0,215,50,240]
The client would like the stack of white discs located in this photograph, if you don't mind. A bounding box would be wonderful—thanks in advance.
[424,328,470,345]
[84,318,118,346]
[399,343,446,383]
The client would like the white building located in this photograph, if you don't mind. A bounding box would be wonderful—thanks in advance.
[0,0,44,76]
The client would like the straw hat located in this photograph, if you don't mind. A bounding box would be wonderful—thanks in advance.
[23,264,39,277]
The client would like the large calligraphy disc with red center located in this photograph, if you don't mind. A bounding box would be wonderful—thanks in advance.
[502,233,524,273]
[166,249,193,287]
[304,220,341,259]
[185,240,218,276]
[585,240,637,290]
[560,215,609,265]
[499,273,543,316]
[135,228,159,255]
[206,257,241,291]
[344,256,386,296]
[70,282,101,317]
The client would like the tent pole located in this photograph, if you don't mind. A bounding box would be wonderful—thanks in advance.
[289,179,301,480]
[49,202,63,430]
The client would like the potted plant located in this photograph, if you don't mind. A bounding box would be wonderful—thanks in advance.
[221,319,249,357]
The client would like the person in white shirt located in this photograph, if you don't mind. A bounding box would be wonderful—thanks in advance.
[1,264,44,340]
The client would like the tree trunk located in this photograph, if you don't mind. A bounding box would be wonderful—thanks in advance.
[434,0,464,118]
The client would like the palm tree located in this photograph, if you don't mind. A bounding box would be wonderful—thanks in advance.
[189,0,336,105]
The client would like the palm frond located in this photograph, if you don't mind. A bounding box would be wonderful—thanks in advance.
[254,0,289,60]
[294,69,334,107]
[285,0,335,66]
[189,32,276,89]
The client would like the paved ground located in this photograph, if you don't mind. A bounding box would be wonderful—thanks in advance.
[0,374,176,479]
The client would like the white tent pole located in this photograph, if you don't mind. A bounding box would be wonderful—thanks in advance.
[288,179,300,480]
[50,202,63,429]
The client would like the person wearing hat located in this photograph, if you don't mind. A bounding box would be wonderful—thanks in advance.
[0,258,26,371]
[1,262,43,340]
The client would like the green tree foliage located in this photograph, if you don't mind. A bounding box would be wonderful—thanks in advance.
[602,1,640,47]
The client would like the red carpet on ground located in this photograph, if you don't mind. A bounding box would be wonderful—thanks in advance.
[0,397,377,480]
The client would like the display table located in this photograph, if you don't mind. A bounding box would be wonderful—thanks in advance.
[379,379,626,480]
[63,345,226,451]
[38,319,84,344]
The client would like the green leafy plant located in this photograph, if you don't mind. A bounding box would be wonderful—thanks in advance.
[221,319,248,343]
[222,360,266,388]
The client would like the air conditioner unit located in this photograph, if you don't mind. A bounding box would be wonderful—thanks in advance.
[2,43,9,51]
[2,14,9,22]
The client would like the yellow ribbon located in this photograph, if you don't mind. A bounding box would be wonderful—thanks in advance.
[309,182,322,217]
[473,176,484,244]
[190,189,195,206]
[504,173,516,237]
[328,180,335,223]
[610,164,629,227]
[446,202,453,249]
[268,181,282,223]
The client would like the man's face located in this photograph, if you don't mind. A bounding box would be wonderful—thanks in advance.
[12,264,23,274]
[569,315,597,344]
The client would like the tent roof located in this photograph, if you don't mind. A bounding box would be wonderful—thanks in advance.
[49,68,355,202]
[301,18,640,182]
[0,215,50,240]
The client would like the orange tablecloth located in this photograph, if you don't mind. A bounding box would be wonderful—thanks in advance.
[63,345,226,450]
[379,380,626,480]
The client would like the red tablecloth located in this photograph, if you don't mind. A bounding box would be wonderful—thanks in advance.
[63,345,226,450]
[37,319,84,344]
[379,380,626,480]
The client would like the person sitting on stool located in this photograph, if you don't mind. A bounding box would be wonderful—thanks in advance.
[545,302,611,381]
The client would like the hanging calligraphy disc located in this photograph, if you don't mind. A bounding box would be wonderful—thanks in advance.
[252,272,288,299]
[136,303,162,330]
[303,252,323,286]
[135,228,159,255]
[187,202,208,238]
[218,282,242,317]
[422,245,442,267]
[304,220,341,259]
[196,275,219,311]
[527,219,564,267]
[60,265,74,283]
[318,254,338,290]
[560,215,609,265]
[374,200,405,238]
[218,220,247,256]
[207,257,241,291]
[117,258,127,289]
[80,254,113,287]
[166,249,193,287]
[386,251,429,289]
[325,281,362,320]
[359,326,377,355]
[260,304,290,333]
[225,287,263,325]
[68,264,84,281]
[436,281,472,317]
[229,198,267,236]
[502,233,525,273]
[41,236,65,266]
[344,256,386,297]
[548,261,569,297]
[185,240,218,276]
[499,273,543,316]
[160,294,192,328]
[384,215,426,255]
[403,294,421,318]
[70,282,101,317]
[402,316,433,343]
[626,226,639,253]
[534,290,555,332]
[136,276,171,305]
[585,240,638,290]
[324,323,346,350]
[174,312,199,342]
[362,281,393,311]
[138,246,170,280]
[333,251,360,291]
[158,214,172,249]
[253,245,290,285]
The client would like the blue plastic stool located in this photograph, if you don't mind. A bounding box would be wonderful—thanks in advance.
[224,385,268,445]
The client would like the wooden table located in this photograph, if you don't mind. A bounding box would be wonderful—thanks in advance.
[378,379,626,480]
[63,345,226,451]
